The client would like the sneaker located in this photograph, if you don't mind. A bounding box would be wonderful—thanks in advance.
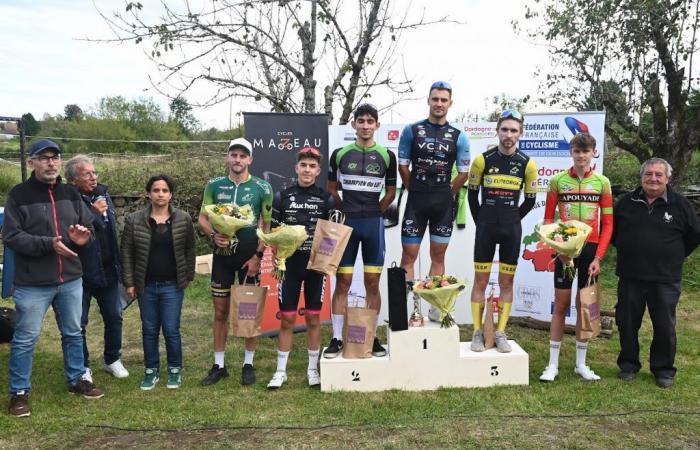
[494,331,512,353]
[104,360,129,379]
[166,367,182,389]
[81,367,94,383]
[574,365,601,381]
[539,364,559,382]
[200,364,229,386]
[372,338,387,357]
[470,330,485,352]
[618,371,636,382]
[323,338,343,359]
[140,368,160,390]
[656,377,674,389]
[267,371,287,389]
[69,379,105,399]
[241,364,256,386]
[8,392,30,418]
[307,369,321,387]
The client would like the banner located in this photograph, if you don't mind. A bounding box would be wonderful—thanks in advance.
[244,112,332,333]
[329,111,606,326]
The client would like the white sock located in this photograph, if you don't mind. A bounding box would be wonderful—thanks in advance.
[214,351,225,368]
[575,341,588,367]
[244,350,255,366]
[548,341,561,367]
[308,349,320,371]
[276,350,289,373]
[332,314,344,341]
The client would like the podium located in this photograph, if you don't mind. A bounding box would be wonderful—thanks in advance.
[320,321,528,392]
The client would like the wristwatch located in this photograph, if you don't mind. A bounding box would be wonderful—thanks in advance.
[255,250,264,259]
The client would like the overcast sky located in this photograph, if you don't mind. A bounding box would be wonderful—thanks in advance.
[0,0,556,131]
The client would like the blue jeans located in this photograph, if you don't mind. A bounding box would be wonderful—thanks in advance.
[139,281,184,370]
[9,278,85,394]
[81,267,123,366]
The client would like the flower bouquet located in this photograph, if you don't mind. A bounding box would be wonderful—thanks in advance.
[536,220,592,279]
[204,203,255,254]
[412,275,466,328]
[256,224,308,280]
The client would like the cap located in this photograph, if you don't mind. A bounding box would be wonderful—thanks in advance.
[30,139,61,157]
[228,137,253,156]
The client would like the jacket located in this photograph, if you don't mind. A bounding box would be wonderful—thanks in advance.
[121,203,196,291]
[613,186,700,282]
[3,173,94,286]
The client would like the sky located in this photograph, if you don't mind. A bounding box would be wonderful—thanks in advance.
[0,0,555,131]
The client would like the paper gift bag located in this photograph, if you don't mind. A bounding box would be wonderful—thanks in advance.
[342,306,378,359]
[577,276,601,340]
[307,211,353,276]
[230,283,268,338]
[387,262,408,331]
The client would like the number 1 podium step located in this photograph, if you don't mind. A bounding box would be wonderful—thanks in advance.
[320,321,529,392]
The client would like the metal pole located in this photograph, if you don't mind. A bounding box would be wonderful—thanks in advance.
[18,119,27,181]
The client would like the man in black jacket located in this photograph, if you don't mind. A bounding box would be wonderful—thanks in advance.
[66,155,128,380]
[613,157,700,388]
[4,140,104,418]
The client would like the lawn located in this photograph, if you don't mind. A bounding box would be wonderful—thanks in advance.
[0,252,699,449]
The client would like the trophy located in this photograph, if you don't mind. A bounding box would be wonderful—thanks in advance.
[409,288,425,327]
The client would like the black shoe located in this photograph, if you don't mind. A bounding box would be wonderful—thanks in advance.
[372,337,387,357]
[200,364,229,386]
[68,379,105,399]
[8,392,30,418]
[618,371,636,382]
[323,338,343,359]
[241,364,256,386]
[656,377,674,389]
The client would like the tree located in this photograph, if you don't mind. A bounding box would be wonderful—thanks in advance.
[21,113,40,136]
[64,104,83,121]
[516,0,700,185]
[97,1,454,124]
[169,97,200,136]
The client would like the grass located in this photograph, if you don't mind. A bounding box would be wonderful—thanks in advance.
[1,252,699,449]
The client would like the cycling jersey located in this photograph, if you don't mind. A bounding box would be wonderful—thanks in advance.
[544,167,614,259]
[271,183,335,254]
[328,143,397,218]
[398,119,470,192]
[200,174,273,251]
[467,147,538,224]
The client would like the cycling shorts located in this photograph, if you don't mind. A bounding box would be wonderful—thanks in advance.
[401,190,455,244]
[211,241,259,298]
[279,252,325,315]
[473,222,522,274]
[338,216,385,274]
[554,242,598,290]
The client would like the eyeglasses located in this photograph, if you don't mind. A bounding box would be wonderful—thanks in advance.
[430,81,452,92]
[298,147,321,157]
[80,171,98,179]
[500,110,524,121]
[32,154,61,163]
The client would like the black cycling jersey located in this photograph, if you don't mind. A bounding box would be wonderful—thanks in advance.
[271,183,335,254]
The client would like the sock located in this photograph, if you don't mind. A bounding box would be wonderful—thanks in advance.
[471,302,484,331]
[214,351,225,368]
[575,341,588,367]
[332,314,344,341]
[496,302,513,332]
[308,349,320,371]
[244,350,255,366]
[276,350,289,373]
[548,341,561,367]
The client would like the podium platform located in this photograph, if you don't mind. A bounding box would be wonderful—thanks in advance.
[320,321,529,392]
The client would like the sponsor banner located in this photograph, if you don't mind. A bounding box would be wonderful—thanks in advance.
[244,112,332,333]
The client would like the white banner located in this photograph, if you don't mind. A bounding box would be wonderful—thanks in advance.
[328,111,606,325]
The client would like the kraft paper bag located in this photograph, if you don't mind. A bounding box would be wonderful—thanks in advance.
[307,211,352,276]
[342,306,378,359]
[230,283,268,338]
[577,276,601,340]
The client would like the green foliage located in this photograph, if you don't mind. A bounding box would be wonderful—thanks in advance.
[0,163,21,204]
[63,104,83,122]
[169,97,200,136]
[20,113,40,137]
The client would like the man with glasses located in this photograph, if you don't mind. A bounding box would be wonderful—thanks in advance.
[398,81,470,294]
[324,104,397,358]
[467,110,537,353]
[4,140,104,418]
[65,155,128,381]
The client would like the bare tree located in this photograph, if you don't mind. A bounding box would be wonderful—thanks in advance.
[96,0,454,124]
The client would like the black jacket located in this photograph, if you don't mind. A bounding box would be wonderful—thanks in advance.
[613,186,700,282]
[3,173,94,286]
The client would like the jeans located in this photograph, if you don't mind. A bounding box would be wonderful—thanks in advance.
[81,267,123,366]
[139,281,184,370]
[9,278,85,394]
